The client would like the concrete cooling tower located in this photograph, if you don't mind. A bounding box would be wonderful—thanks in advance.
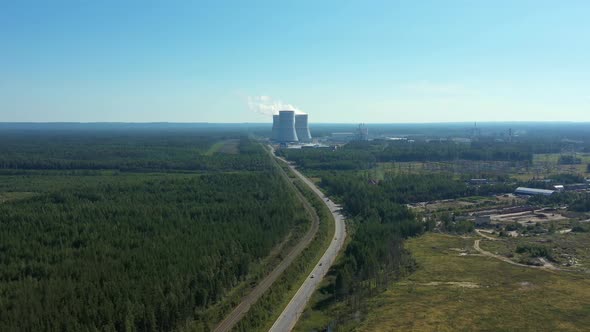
[271,115,279,141]
[277,110,298,142]
[295,114,312,142]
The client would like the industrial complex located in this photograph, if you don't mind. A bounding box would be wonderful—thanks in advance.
[272,110,312,143]
[270,111,370,147]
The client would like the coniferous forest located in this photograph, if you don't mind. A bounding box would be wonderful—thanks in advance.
[0,131,306,331]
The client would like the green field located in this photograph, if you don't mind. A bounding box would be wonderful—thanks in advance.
[357,233,590,331]
[518,153,590,180]
[371,153,590,182]
[204,139,240,155]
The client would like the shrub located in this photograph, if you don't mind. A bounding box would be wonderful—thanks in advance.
[516,244,553,259]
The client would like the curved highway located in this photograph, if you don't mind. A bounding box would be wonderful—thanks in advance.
[269,154,347,332]
[213,151,320,332]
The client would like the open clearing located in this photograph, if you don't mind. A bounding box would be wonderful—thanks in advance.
[357,233,590,332]
[0,191,37,203]
[408,195,526,214]
[480,232,590,271]
[376,153,589,182]
[204,139,240,155]
[492,209,568,225]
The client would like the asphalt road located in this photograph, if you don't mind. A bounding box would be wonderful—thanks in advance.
[269,156,347,332]
[213,153,320,332]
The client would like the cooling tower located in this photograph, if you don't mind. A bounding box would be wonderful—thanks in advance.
[271,115,279,141]
[295,114,312,142]
[277,110,298,142]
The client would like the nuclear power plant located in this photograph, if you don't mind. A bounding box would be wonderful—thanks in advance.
[272,110,312,143]
[295,114,312,142]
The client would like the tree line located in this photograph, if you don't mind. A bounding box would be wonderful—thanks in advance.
[0,133,269,172]
[374,140,534,162]
[321,172,514,205]
[309,171,425,317]
[278,140,549,172]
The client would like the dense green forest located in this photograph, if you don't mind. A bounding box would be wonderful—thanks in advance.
[319,173,425,299]
[233,177,335,332]
[279,140,552,171]
[374,140,535,162]
[288,173,424,330]
[278,149,377,170]
[283,171,426,324]
[571,195,590,212]
[321,172,515,205]
[0,132,268,171]
[0,133,306,331]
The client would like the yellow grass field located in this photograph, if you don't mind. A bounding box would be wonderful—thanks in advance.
[358,233,590,332]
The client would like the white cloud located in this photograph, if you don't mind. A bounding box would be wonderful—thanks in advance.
[247,95,305,116]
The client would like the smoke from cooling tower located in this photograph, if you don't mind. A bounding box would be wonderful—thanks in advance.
[248,96,306,116]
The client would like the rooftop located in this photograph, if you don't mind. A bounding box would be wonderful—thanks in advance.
[515,187,555,196]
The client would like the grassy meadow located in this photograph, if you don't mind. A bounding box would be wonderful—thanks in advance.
[357,233,590,332]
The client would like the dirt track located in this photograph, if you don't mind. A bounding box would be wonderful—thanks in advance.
[475,229,498,241]
[473,239,558,271]
[213,150,320,332]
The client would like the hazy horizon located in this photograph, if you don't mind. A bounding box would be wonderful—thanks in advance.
[3,121,590,126]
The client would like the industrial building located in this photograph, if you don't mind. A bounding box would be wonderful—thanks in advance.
[295,114,312,142]
[564,183,589,191]
[329,132,356,142]
[469,178,489,185]
[271,115,279,141]
[357,124,369,141]
[286,143,330,149]
[514,187,555,196]
[272,110,312,143]
[475,215,491,226]
[277,110,299,142]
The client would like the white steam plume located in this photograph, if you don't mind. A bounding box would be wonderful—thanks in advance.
[247,95,306,115]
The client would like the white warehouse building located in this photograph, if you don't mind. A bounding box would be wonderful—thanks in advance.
[514,187,555,196]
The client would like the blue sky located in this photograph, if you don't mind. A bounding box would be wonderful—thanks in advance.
[1,0,589,123]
